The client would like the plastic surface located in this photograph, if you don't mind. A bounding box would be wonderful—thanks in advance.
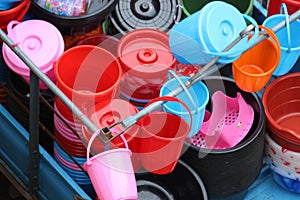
[118,28,175,101]
[84,130,137,200]
[54,128,87,157]
[265,133,300,180]
[232,25,280,92]
[2,20,64,89]
[267,0,300,16]
[160,75,209,137]
[262,72,300,152]
[54,143,90,185]
[181,76,265,199]
[263,4,300,76]
[190,90,254,150]
[265,134,300,193]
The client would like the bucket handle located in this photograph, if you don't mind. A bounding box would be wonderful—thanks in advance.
[280,3,291,52]
[167,70,198,113]
[144,96,193,135]
[206,14,259,57]
[86,128,128,165]
[7,20,20,41]
[259,25,281,71]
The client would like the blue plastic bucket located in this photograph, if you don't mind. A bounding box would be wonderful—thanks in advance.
[160,72,209,137]
[263,3,300,76]
[169,1,258,65]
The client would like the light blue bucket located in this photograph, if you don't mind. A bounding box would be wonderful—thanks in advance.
[160,71,209,138]
[169,1,258,65]
[262,3,300,76]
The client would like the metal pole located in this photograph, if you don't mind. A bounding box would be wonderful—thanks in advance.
[28,72,40,199]
[0,30,104,141]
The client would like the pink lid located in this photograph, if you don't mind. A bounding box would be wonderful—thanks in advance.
[3,20,64,76]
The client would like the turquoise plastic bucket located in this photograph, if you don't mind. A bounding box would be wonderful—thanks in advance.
[160,72,209,138]
[169,1,258,65]
[263,3,300,76]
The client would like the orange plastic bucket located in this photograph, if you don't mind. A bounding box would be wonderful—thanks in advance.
[232,25,280,92]
[0,0,30,33]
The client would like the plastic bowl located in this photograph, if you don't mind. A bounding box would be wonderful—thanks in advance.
[262,72,300,152]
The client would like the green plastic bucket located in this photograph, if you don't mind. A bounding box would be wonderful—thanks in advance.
[180,0,254,17]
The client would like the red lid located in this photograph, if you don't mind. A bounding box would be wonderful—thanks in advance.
[82,99,140,149]
[117,28,175,77]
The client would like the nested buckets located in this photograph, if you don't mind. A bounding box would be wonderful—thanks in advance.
[54,45,122,122]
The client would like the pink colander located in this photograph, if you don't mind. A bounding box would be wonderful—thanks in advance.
[189,90,254,150]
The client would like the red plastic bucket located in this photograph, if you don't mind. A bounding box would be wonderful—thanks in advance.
[117,28,176,102]
[0,0,30,33]
[138,96,191,174]
[267,0,300,17]
[262,72,300,152]
[54,45,122,121]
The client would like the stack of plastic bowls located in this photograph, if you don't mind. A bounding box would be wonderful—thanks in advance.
[53,142,95,197]
[262,72,300,193]
[265,133,300,193]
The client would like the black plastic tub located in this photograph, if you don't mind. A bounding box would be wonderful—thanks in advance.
[136,159,207,200]
[29,0,117,35]
[181,76,266,200]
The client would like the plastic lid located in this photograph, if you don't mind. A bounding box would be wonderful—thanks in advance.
[117,28,175,77]
[89,99,137,127]
[4,20,64,76]
[200,2,246,52]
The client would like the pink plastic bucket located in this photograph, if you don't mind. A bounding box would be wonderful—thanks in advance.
[2,20,64,89]
[81,98,142,172]
[84,130,137,200]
